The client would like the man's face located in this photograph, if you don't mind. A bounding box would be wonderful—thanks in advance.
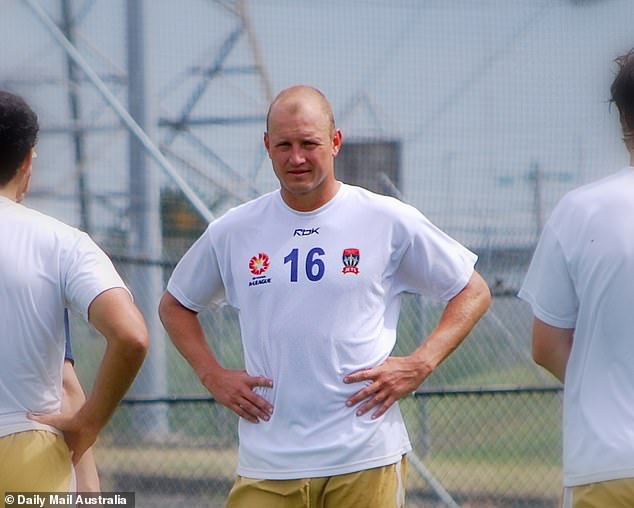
[264,99,341,211]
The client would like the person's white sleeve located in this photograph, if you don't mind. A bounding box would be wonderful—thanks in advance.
[167,227,226,312]
[64,232,130,320]
[393,209,477,302]
[518,222,578,328]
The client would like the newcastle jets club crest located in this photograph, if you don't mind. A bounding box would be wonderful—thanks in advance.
[342,248,360,274]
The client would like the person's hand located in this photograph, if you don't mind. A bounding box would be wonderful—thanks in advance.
[28,412,98,465]
[202,368,273,423]
[344,356,430,419]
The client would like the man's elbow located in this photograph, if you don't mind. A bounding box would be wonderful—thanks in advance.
[158,291,195,327]
[469,271,492,314]
[478,281,492,311]
[115,321,150,360]
[88,287,150,356]
[158,291,173,326]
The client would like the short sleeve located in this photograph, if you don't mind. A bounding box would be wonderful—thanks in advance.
[166,226,226,312]
[392,209,477,301]
[64,232,130,321]
[518,222,578,328]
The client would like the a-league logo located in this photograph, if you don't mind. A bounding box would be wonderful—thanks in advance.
[249,252,270,275]
[342,248,360,274]
[248,252,272,287]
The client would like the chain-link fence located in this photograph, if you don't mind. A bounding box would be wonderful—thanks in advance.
[2,0,634,506]
[90,387,563,508]
[69,277,562,507]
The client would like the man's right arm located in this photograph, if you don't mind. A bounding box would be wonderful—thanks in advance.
[531,317,573,383]
[158,291,273,423]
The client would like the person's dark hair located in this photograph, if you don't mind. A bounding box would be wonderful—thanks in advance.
[0,90,39,186]
[610,48,634,149]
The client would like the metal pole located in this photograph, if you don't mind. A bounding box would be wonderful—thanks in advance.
[126,0,168,439]
[531,161,544,236]
[238,0,273,103]
[22,0,215,224]
[60,0,91,233]
[408,452,462,508]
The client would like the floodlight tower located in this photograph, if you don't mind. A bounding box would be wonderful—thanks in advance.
[157,0,274,217]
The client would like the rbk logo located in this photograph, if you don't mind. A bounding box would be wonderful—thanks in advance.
[294,227,320,237]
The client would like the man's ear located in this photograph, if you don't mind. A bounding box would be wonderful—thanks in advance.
[263,132,272,158]
[332,129,343,157]
[16,149,34,202]
[19,149,33,173]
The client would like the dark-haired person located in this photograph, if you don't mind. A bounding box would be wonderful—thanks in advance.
[159,84,491,508]
[519,49,634,507]
[0,90,149,494]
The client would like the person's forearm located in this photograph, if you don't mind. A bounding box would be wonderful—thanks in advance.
[159,291,223,383]
[159,291,274,423]
[62,362,100,492]
[78,337,147,433]
[74,449,100,492]
[343,271,491,418]
[411,271,491,376]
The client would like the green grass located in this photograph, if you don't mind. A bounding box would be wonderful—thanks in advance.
[94,445,560,498]
[401,391,561,465]
[95,446,238,480]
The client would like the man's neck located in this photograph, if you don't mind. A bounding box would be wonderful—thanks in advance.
[0,185,18,202]
[281,181,341,212]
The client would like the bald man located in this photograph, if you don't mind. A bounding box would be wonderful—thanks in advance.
[159,85,491,508]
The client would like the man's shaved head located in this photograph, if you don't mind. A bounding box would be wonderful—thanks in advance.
[266,85,335,134]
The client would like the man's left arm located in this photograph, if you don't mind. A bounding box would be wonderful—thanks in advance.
[345,271,491,418]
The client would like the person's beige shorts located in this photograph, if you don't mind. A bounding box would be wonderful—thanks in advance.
[562,478,634,508]
[0,430,73,496]
[226,455,407,508]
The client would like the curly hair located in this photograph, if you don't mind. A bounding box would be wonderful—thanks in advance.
[610,48,634,149]
[0,90,39,186]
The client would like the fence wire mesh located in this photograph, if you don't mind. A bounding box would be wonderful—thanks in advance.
[90,389,563,508]
[2,0,633,506]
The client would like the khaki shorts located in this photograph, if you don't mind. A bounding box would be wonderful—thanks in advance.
[562,478,634,508]
[226,455,407,508]
[0,430,73,496]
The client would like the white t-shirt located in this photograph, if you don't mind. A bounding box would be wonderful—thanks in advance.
[168,183,477,480]
[519,167,634,486]
[0,196,128,438]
